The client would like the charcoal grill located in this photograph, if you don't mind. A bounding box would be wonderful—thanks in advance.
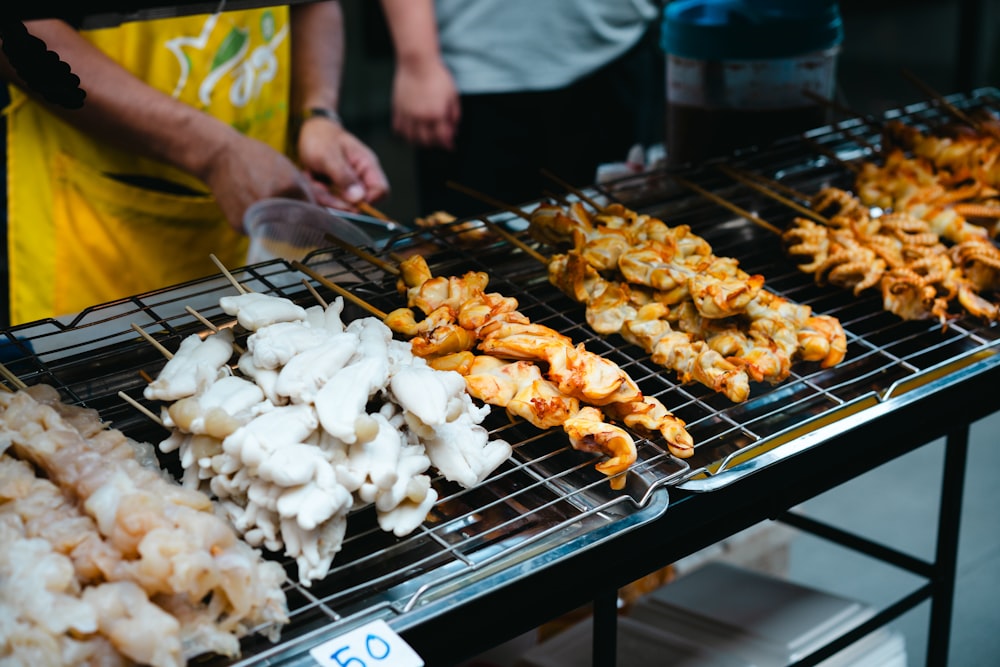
[2,88,998,666]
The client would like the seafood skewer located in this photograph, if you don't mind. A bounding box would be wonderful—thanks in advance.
[380,255,695,483]
[136,283,513,586]
[726,168,1000,324]
[530,200,847,398]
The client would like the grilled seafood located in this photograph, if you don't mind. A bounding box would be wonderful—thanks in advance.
[881,117,1000,189]
[0,384,289,664]
[146,293,513,586]
[535,201,847,399]
[783,187,1000,325]
[535,201,764,320]
[385,255,695,483]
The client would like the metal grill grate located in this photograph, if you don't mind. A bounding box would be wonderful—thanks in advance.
[2,88,999,666]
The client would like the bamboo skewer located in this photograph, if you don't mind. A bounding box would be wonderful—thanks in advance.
[131,323,174,360]
[118,390,164,427]
[446,180,533,223]
[670,173,784,236]
[209,253,249,294]
[185,306,246,355]
[0,361,27,391]
[356,200,392,222]
[323,233,400,276]
[302,279,329,308]
[290,260,388,320]
[800,135,862,174]
[715,164,828,226]
[800,90,881,155]
[900,68,1000,139]
[539,169,607,212]
[475,216,550,265]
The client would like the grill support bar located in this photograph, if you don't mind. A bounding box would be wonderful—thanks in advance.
[929,424,969,666]
[774,423,970,667]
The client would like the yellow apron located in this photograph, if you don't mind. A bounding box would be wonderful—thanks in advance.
[5,8,291,325]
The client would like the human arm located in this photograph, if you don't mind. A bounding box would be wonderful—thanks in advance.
[379,0,460,150]
[290,1,389,208]
[0,18,314,233]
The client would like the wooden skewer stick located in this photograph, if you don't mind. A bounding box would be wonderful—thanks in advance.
[802,89,882,128]
[323,232,400,276]
[669,173,785,236]
[475,216,550,265]
[329,183,394,223]
[900,68,1000,141]
[302,279,329,308]
[541,189,571,206]
[185,306,246,355]
[209,253,249,294]
[799,135,862,174]
[131,323,174,360]
[186,305,218,331]
[720,164,811,203]
[446,180,533,222]
[0,361,27,390]
[356,200,392,222]
[117,390,164,427]
[539,169,607,212]
[715,164,829,225]
[290,260,388,320]
[801,90,883,155]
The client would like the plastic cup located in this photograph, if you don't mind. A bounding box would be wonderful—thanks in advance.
[243,198,375,263]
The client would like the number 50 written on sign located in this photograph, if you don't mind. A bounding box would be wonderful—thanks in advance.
[309,619,424,667]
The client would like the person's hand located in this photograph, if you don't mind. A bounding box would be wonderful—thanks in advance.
[198,130,316,233]
[391,57,460,150]
[296,115,390,210]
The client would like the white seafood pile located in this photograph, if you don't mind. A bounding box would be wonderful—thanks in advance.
[147,292,512,586]
[0,385,288,667]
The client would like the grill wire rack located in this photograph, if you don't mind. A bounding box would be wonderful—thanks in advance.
[2,87,999,665]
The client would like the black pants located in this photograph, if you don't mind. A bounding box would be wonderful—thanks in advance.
[415,24,665,218]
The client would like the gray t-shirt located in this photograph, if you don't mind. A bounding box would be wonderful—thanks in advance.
[435,0,660,94]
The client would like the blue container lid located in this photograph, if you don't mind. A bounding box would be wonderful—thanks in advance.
[662,0,843,60]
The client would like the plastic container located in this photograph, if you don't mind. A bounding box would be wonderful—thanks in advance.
[661,0,844,165]
[243,198,375,263]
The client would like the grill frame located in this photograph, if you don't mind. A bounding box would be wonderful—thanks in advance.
[2,88,998,666]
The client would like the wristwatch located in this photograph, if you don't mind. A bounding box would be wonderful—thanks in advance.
[300,107,342,125]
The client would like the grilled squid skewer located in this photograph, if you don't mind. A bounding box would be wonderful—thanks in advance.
[385,255,695,483]
[534,201,846,395]
[784,187,1000,324]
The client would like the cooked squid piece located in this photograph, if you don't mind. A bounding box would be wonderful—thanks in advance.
[147,293,512,586]
[386,254,695,487]
[783,186,1000,325]
[142,327,235,402]
[531,200,847,398]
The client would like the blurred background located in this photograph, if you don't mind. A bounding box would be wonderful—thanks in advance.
[336,0,1000,222]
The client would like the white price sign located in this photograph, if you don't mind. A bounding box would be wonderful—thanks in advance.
[309,619,424,667]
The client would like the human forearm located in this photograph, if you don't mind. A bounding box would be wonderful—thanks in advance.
[291,1,389,205]
[1,19,240,183]
[379,0,442,71]
[290,0,344,115]
[379,0,459,149]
